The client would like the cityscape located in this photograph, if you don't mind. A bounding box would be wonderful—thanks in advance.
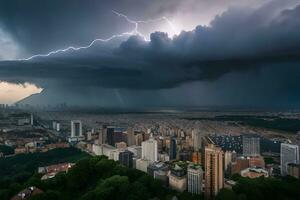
[1,0,300,200]
[1,105,300,199]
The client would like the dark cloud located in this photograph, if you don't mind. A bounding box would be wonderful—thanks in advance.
[0,0,300,107]
[0,0,268,58]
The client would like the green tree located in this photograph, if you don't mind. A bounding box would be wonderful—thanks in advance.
[216,188,237,200]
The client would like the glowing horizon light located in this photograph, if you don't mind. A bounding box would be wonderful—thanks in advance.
[0,81,43,105]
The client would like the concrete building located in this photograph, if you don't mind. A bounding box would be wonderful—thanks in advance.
[135,134,143,146]
[281,143,299,176]
[106,126,115,146]
[249,156,265,168]
[136,159,151,173]
[224,151,232,172]
[179,150,191,161]
[69,120,84,142]
[98,125,107,145]
[92,143,119,161]
[141,134,158,163]
[158,153,170,162]
[243,135,260,157]
[205,143,224,199]
[127,127,135,146]
[115,142,127,150]
[119,150,134,168]
[287,163,300,178]
[169,137,177,160]
[187,164,203,194]
[192,129,202,151]
[230,157,249,175]
[169,165,187,192]
[147,162,169,177]
[71,120,82,137]
[192,151,201,165]
[127,145,142,159]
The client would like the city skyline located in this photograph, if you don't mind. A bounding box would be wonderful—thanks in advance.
[1,1,300,198]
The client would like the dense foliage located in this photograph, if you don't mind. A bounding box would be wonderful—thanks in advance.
[216,175,300,200]
[0,153,201,200]
[0,147,90,199]
[0,145,14,156]
[1,155,202,200]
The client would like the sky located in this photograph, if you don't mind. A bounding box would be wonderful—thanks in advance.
[0,0,299,108]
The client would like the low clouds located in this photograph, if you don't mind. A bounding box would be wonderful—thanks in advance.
[0,28,21,60]
[0,0,300,106]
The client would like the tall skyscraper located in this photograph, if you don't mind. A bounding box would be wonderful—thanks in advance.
[119,150,134,168]
[281,143,299,176]
[192,151,201,164]
[142,134,158,163]
[71,120,82,137]
[192,129,202,151]
[188,164,203,194]
[205,143,224,199]
[243,135,260,157]
[106,127,114,146]
[169,137,177,160]
[99,125,107,145]
[224,151,232,172]
[231,150,237,162]
[127,127,135,146]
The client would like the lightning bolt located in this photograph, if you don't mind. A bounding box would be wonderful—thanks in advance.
[17,11,177,61]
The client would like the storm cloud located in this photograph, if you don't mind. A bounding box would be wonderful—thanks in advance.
[0,0,300,107]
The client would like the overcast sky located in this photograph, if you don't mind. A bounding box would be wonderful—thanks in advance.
[0,0,299,108]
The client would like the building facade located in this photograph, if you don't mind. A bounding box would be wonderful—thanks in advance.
[281,143,299,176]
[187,164,203,194]
[71,120,82,137]
[141,134,158,162]
[205,144,224,199]
[119,150,134,168]
[242,135,260,157]
[169,137,177,160]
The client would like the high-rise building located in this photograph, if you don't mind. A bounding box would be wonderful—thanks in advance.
[188,164,203,194]
[231,150,237,162]
[135,134,143,146]
[192,129,202,151]
[169,137,177,160]
[142,134,158,163]
[119,150,134,168]
[127,127,135,146]
[205,143,224,199]
[71,120,82,137]
[106,127,115,146]
[192,151,201,165]
[281,143,299,176]
[99,125,107,145]
[224,151,232,172]
[113,130,126,145]
[242,135,260,157]
[179,150,191,161]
